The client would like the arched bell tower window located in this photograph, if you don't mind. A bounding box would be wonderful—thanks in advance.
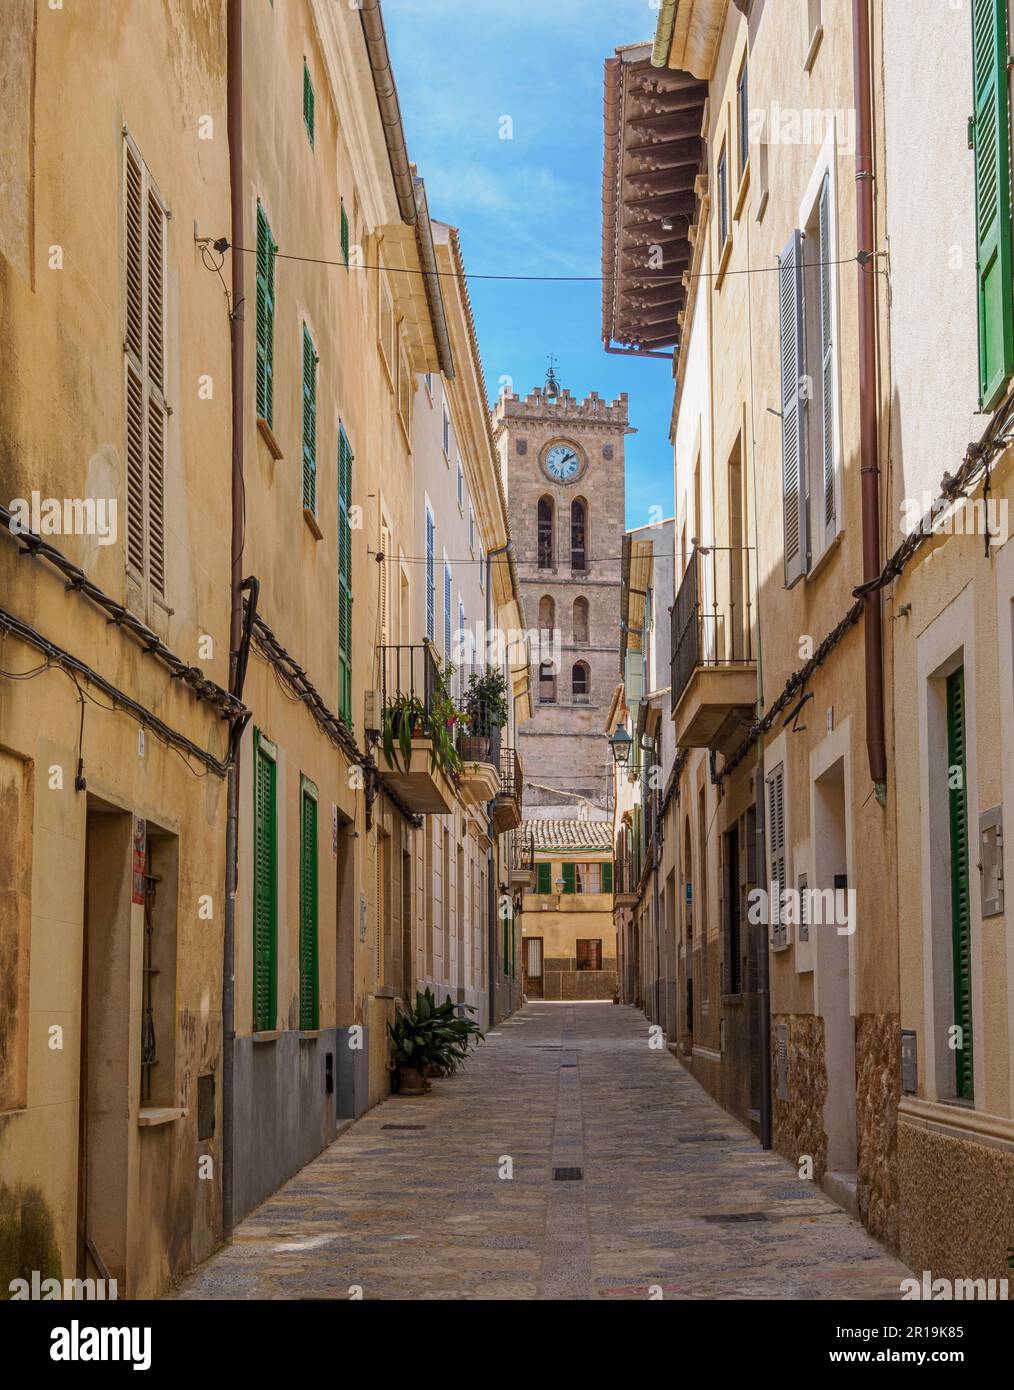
[572,660,590,703]
[571,498,587,571]
[537,496,554,569]
[573,596,589,644]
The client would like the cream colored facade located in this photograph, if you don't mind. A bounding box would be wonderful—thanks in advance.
[0,0,234,1296]
[521,828,617,1001]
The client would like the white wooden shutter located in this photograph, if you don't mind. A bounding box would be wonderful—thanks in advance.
[778,230,807,587]
[124,136,167,598]
[767,763,788,949]
[818,174,836,545]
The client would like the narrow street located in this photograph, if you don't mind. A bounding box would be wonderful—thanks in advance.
[175,1004,909,1301]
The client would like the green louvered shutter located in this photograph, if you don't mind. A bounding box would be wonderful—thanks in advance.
[946,669,974,1100]
[337,425,353,724]
[340,199,350,267]
[562,862,576,894]
[818,173,836,542]
[299,780,319,1030]
[303,60,315,146]
[536,861,551,894]
[302,326,317,514]
[602,861,613,893]
[779,229,807,586]
[253,733,277,1033]
[255,203,276,425]
[971,0,1014,410]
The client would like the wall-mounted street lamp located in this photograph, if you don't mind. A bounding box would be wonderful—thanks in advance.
[609,726,632,769]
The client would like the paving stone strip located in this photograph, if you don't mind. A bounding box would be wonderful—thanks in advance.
[173,1003,912,1301]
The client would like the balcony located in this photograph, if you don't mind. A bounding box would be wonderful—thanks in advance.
[613,857,639,909]
[670,545,756,755]
[377,642,455,814]
[509,827,535,890]
[491,745,523,834]
[456,708,502,807]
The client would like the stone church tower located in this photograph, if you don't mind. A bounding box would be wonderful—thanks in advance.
[493,374,630,817]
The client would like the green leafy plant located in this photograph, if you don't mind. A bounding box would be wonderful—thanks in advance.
[381,693,426,774]
[463,668,509,735]
[388,987,484,1080]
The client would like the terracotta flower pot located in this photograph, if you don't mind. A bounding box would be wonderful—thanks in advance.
[397,1064,429,1094]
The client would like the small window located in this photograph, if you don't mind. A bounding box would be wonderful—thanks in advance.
[572,661,590,703]
[397,346,413,443]
[536,861,552,894]
[570,498,587,571]
[539,661,556,703]
[378,272,394,383]
[468,502,475,553]
[255,202,276,426]
[424,371,433,397]
[717,142,729,248]
[425,508,435,640]
[456,457,464,510]
[573,596,589,643]
[340,198,350,268]
[303,60,315,146]
[736,59,749,180]
[443,558,452,658]
[577,863,602,894]
[576,940,602,971]
[442,402,451,456]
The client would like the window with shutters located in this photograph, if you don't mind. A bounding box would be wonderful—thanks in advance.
[562,862,576,894]
[456,457,464,511]
[123,136,168,605]
[253,732,278,1033]
[603,861,613,894]
[425,507,435,640]
[303,60,315,146]
[442,402,451,458]
[576,940,602,971]
[340,198,350,268]
[443,558,452,659]
[301,325,318,517]
[778,166,841,585]
[337,424,353,723]
[946,668,974,1100]
[767,763,788,951]
[716,141,729,251]
[255,202,276,427]
[736,58,749,182]
[397,345,413,445]
[576,863,602,894]
[376,830,389,990]
[299,777,319,1030]
[536,861,552,894]
[971,0,1014,409]
[468,502,476,554]
[378,274,395,386]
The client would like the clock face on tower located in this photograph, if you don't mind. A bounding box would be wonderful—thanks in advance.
[542,441,584,484]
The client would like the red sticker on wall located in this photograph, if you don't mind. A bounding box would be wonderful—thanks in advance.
[132,816,146,905]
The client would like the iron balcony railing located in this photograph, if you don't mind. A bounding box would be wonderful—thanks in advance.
[499,745,523,809]
[457,704,502,766]
[613,857,636,898]
[670,544,755,714]
[379,641,441,726]
[513,827,535,878]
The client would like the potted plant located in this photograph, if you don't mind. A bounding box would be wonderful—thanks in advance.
[462,668,509,736]
[388,988,484,1093]
[381,693,426,775]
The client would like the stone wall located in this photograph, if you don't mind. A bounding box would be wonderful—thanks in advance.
[542,956,618,1001]
[772,1013,828,1182]
[855,1012,900,1249]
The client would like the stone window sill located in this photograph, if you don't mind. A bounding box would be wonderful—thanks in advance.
[138,1107,188,1127]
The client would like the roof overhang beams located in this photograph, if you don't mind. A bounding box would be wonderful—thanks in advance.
[602,44,707,354]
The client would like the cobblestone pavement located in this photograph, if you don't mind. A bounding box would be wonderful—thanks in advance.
[174,1002,912,1300]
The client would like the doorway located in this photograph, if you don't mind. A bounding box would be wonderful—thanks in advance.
[523,936,544,998]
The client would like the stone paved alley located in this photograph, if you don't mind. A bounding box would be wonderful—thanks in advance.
[174,1003,911,1301]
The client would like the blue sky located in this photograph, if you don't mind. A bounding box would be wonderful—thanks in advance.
[385,0,675,528]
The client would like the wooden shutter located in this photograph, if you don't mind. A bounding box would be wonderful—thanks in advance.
[337,425,353,723]
[946,669,974,1099]
[425,510,435,639]
[537,861,551,894]
[299,780,319,1031]
[253,733,278,1033]
[256,203,276,425]
[303,60,314,145]
[444,561,452,658]
[379,520,391,646]
[562,862,576,894]
[818,174,836,541]
[302,326,317,514]
[124,138,167,598]
[767,764,787,950]
[602,861,613,893]
[778,230,807,586]
[971,0,1014,410]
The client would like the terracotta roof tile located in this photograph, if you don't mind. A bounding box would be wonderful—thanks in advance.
[526,818,613,852]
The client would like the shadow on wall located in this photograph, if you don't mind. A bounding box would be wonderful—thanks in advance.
[0,1181,62,1297]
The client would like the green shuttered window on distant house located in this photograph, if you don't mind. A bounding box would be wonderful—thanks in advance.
[602,861,613,894]
[302,325,317,515]
[303,60,315,146]
[971,0,1013,409]
[340,198,350,268]
[299,777,319,1031]
[253,732,277,1033]
[255,203,276,426]
[337,424,353,724]
[946,668,974,1100]
[562,862,576,894]
[536,861,551,894]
